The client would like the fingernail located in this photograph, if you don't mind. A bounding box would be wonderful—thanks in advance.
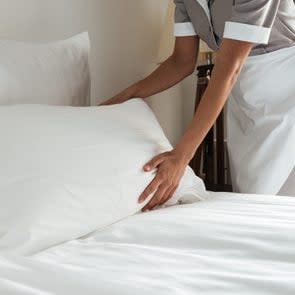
[144,165,150,171]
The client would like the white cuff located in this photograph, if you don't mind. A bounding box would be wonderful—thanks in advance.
[223,21,271,44]
[174,22,197,37]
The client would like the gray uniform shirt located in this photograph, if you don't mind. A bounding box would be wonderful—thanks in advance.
[174,0,295,55]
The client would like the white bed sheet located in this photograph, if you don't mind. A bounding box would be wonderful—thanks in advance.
[0,192,295,295]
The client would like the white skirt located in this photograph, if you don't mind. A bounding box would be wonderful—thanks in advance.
[227,45,295,195]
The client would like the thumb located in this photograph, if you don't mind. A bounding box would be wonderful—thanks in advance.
[143,152,169,171]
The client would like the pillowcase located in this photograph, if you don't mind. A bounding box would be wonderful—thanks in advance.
[0,99,206,255]
[0,32,90,106]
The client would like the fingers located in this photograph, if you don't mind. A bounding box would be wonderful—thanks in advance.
[138,177,161,204]
[99,98,117,106]
[99,95,128,106]
[144,152,169,172]
[158,185,178,207]
[99,101,111,106]
[140,150,183,212]
[142,184,167,212]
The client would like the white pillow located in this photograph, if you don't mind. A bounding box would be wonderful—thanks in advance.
[0,32,90,106]
[0,99,206,255]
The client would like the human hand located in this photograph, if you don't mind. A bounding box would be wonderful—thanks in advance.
[138,150,189,212]
[99,85,138,106]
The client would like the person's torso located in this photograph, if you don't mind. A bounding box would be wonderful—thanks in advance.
[184,0,295,55]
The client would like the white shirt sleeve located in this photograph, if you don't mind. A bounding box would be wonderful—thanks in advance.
[174,0,197,37]
[223,0,280,44]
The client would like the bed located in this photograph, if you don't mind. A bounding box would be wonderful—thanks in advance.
[0,26,294,295]
[1,192,295,295]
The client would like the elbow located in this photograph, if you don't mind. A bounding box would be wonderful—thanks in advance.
[217,55,244,88]
[171,54,196,77]
[215,43,252,88]
[186,63,196,76]
[181,60,196,77]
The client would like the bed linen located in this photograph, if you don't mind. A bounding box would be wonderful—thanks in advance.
[0,100,205,256]
[0,32,90,106]
[0,192,294,295]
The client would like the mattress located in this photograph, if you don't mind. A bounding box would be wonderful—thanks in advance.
[0,192,294,295]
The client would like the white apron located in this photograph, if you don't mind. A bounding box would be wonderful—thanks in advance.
[227,45,295,195]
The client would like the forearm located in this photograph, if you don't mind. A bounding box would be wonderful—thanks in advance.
[133,55,195,99]
[175,39,253,162]
[101,36,199,105]
[103,56,195,104]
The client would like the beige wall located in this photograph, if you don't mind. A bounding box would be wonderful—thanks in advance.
[0,0,168,101]
[0,0,191,144]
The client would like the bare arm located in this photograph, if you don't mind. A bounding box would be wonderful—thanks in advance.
[175,39,253,161]
[139,38,253,211]
[100,36,199,105]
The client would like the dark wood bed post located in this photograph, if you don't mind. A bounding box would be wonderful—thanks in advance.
[189,63,232,192]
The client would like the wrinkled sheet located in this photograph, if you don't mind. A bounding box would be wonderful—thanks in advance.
[0,192,295,295]
[0,101,204,256]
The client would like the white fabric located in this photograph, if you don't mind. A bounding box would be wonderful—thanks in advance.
[174,22,197,37]
[0,192,294,294]
[0,32,90,106]
[0,99,206,255]
[228,45,295,195]
[224,21,271,44]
